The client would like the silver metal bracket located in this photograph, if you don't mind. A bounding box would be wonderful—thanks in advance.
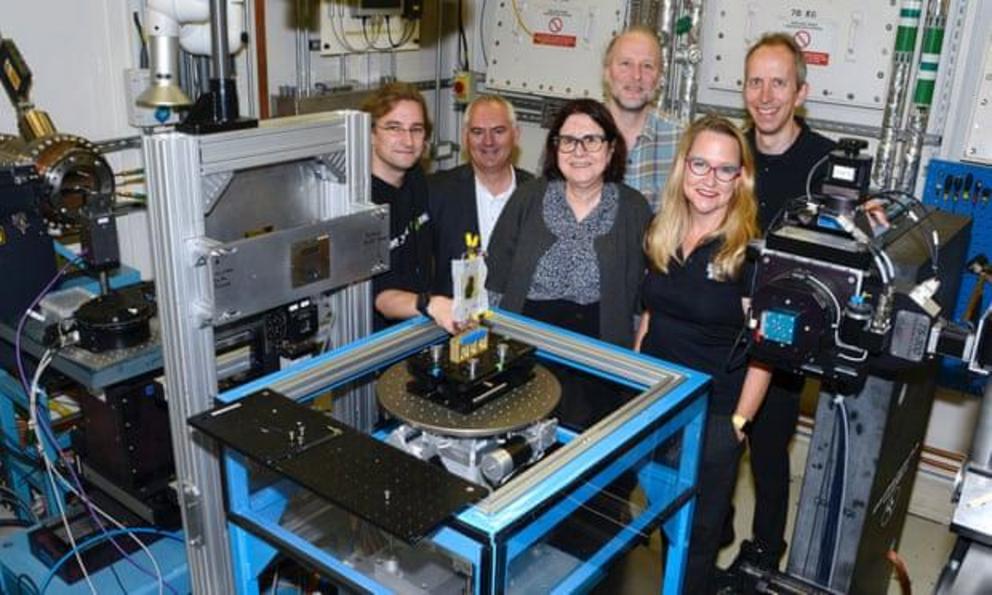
[201,171,234,214]
[181,481,204,546]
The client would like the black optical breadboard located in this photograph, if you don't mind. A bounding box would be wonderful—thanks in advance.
[406,334,536,414]
[922,158,992,394]
[189,389,485,543]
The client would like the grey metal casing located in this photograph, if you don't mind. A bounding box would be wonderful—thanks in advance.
[142,110,375,594]
[209,207,388,323]
[787,368,939,594]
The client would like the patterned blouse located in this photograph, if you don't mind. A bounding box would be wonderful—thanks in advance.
[526,180,619,305]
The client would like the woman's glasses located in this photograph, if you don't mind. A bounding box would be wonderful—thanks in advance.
[685,157,741,182]
[555,134,608,153]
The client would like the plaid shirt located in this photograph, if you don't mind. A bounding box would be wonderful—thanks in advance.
[624,111,681,212]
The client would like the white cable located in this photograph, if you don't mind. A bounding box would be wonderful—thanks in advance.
[479,0,490,66]
[30,350,166,595]
[878,247,896,282]
[330,3,362,54]
[333,15,359,53]
[836,344,869,363]
[42,460,97,594]
[873,191,940,271]
[804,274,870,361]
[30,351,97,595]
[805,153,831,203]
[866,244,893,286]
[361,16,384,51]
[47,464,166,595]
[395,18,415,47]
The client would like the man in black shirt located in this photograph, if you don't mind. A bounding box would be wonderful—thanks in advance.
[362,82,456,332]
[735,32,835,571]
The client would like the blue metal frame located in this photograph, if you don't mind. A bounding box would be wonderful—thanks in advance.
[214,311,709,594]
[0,526,190,594]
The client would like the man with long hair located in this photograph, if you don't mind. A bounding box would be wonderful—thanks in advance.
[361,82,456,333]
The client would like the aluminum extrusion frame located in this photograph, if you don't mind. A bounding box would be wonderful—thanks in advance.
[142,110,373,594]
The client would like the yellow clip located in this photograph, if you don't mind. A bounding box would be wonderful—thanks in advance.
[464,232,480,257]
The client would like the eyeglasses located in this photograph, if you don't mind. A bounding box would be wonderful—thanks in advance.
[376,123,427,138]
[685,157,741,182]
[555,134,608,153]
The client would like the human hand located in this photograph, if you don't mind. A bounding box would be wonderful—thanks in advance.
[731,413,751,443]
[427,295,459,334]
[862,198,890,231]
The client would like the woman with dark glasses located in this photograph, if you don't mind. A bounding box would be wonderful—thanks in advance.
[486,98,652,429]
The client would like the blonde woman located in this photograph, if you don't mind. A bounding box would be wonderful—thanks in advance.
[634,115,772,594]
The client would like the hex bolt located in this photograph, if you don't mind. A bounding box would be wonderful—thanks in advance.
[497,342,509,366]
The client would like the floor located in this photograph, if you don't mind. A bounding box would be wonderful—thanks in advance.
[595,436,959,594]
[0,425,961,594]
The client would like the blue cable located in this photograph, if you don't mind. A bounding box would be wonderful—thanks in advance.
[39,527,183,594]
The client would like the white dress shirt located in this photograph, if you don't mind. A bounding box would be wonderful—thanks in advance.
[475,168,517,251]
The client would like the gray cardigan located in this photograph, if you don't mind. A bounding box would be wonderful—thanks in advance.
[486,177,652,347]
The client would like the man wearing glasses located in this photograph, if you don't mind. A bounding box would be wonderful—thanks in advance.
[727,32,836,576]
[428,95,532,298]
[361,82,456,333]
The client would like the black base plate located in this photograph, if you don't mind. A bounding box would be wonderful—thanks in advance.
[406,335,536,414]
[189,389,486,543]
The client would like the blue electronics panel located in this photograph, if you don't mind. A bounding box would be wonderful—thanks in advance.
[762,309,799,345]
[922,158,992,393]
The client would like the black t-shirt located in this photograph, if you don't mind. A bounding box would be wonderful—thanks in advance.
[748,119,834,392]
[641,239,750,414]
[747,119,836,231]
[371,167,433,331]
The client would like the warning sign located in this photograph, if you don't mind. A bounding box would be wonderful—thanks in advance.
[532,7,579,48]
[779,9,835,68]
[534,33,577,47]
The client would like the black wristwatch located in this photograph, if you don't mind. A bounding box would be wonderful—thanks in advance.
[416,292,431,317]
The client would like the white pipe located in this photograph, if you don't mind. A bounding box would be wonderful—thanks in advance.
[180,1,246,56]
[144,6,182,37]
[148,0,210,24]
[654,0,676,113]
[146,0,245,57]
[678,0,703,124]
